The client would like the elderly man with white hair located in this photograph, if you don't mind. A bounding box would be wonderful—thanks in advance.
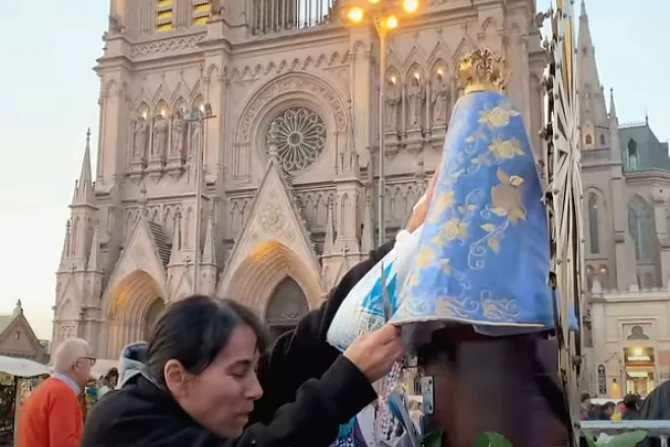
[16,337,94,447]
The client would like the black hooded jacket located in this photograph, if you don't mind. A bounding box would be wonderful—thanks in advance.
[81,240,395,447]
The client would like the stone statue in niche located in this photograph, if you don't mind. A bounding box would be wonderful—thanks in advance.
[431,71,451,125]
[152,115,169,156]
[190,120,201,156]
[384,78,402,131]
[133,116,149,159]
[210,0,222,16]
[406,76,426,128]
[171,110,187,156]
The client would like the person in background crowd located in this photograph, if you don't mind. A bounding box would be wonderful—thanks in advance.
[97,375,115,399]
[16,338,95,447]
[622,393,641,420]
[105,367,119,388]
[580,392,594,420]
[598,401,616,420]
[611,400,625,420]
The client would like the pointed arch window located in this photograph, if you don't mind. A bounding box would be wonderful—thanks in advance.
[628,139,639,170]
[588,194,600,254]
[585,134,593,146]
[628,197,653,261]
[266,277,309,340]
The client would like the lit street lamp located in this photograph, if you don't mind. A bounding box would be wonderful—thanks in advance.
[344,0,420,246]
[184,103,216,294]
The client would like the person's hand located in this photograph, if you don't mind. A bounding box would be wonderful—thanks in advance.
[344,324,404,383]
[406,167,441,233]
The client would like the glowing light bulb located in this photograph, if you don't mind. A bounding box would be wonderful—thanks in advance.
[385,15,398,29]
[437,68,443,75]
[633,347,643,357]
[414,72,420,80]
[391,75,397,83]
[348,7,364,23]
[199,104,205,112]
[403,0,419,13]
[368,0,380,3]
[142,111,148,119]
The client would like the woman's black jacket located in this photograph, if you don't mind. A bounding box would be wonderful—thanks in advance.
[81,240,395,447]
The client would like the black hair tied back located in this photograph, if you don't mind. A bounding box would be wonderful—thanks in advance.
[146,295,271,386]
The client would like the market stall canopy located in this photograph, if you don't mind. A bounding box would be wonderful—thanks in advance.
[0,355,50,378]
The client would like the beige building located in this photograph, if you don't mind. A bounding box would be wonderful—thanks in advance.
[0,301,49,364]
[577,4,670,397]
[51,0,548,361]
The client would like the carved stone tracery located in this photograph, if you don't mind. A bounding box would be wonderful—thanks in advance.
[259,202,287,234]
[236,73,347,144]
[267,107,327,173]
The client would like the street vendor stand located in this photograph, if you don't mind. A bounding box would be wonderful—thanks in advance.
[0,356,50,447]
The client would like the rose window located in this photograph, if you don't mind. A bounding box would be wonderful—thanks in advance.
[267,107,327,173]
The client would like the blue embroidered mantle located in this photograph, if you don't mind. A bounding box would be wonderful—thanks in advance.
[392,90,557,329]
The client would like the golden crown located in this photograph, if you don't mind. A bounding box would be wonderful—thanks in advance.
[457,48,509,94]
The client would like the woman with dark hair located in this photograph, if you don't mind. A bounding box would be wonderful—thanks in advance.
[81,175,436,447]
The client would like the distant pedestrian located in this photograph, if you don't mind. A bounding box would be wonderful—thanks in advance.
[622,394,641,420]
[16,338,94,447]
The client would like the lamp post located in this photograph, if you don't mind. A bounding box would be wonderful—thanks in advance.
[184,103,216,294]
[345,0,420,246]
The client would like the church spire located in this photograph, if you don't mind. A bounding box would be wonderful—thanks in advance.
[72,128,95,207]
[59,220,71,270]
[609,88,618,120]
[578,0,608,126]
[608,88,622,162]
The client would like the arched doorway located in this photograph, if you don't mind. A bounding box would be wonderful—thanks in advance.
[223,240,322,313]
[265,277,309,340]
[105,270,164,358]
[143,298,165,341]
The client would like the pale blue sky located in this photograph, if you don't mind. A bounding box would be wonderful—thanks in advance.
[0,1,667,340]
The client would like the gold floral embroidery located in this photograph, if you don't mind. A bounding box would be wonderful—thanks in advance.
[489,138,524,159]
[416,247,436,268]
[478,104,520,128]
[491,169,527,223]
[442,218,468,239]
[429,191,455,223]
[438,259,452,275]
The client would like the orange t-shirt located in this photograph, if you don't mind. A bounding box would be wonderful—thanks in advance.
[16,376,83,447]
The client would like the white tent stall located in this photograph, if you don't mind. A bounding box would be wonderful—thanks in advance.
[0,355,50,447]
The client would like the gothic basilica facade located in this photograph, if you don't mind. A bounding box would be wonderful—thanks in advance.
[576,3,670,397]
[52,0,546,360]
